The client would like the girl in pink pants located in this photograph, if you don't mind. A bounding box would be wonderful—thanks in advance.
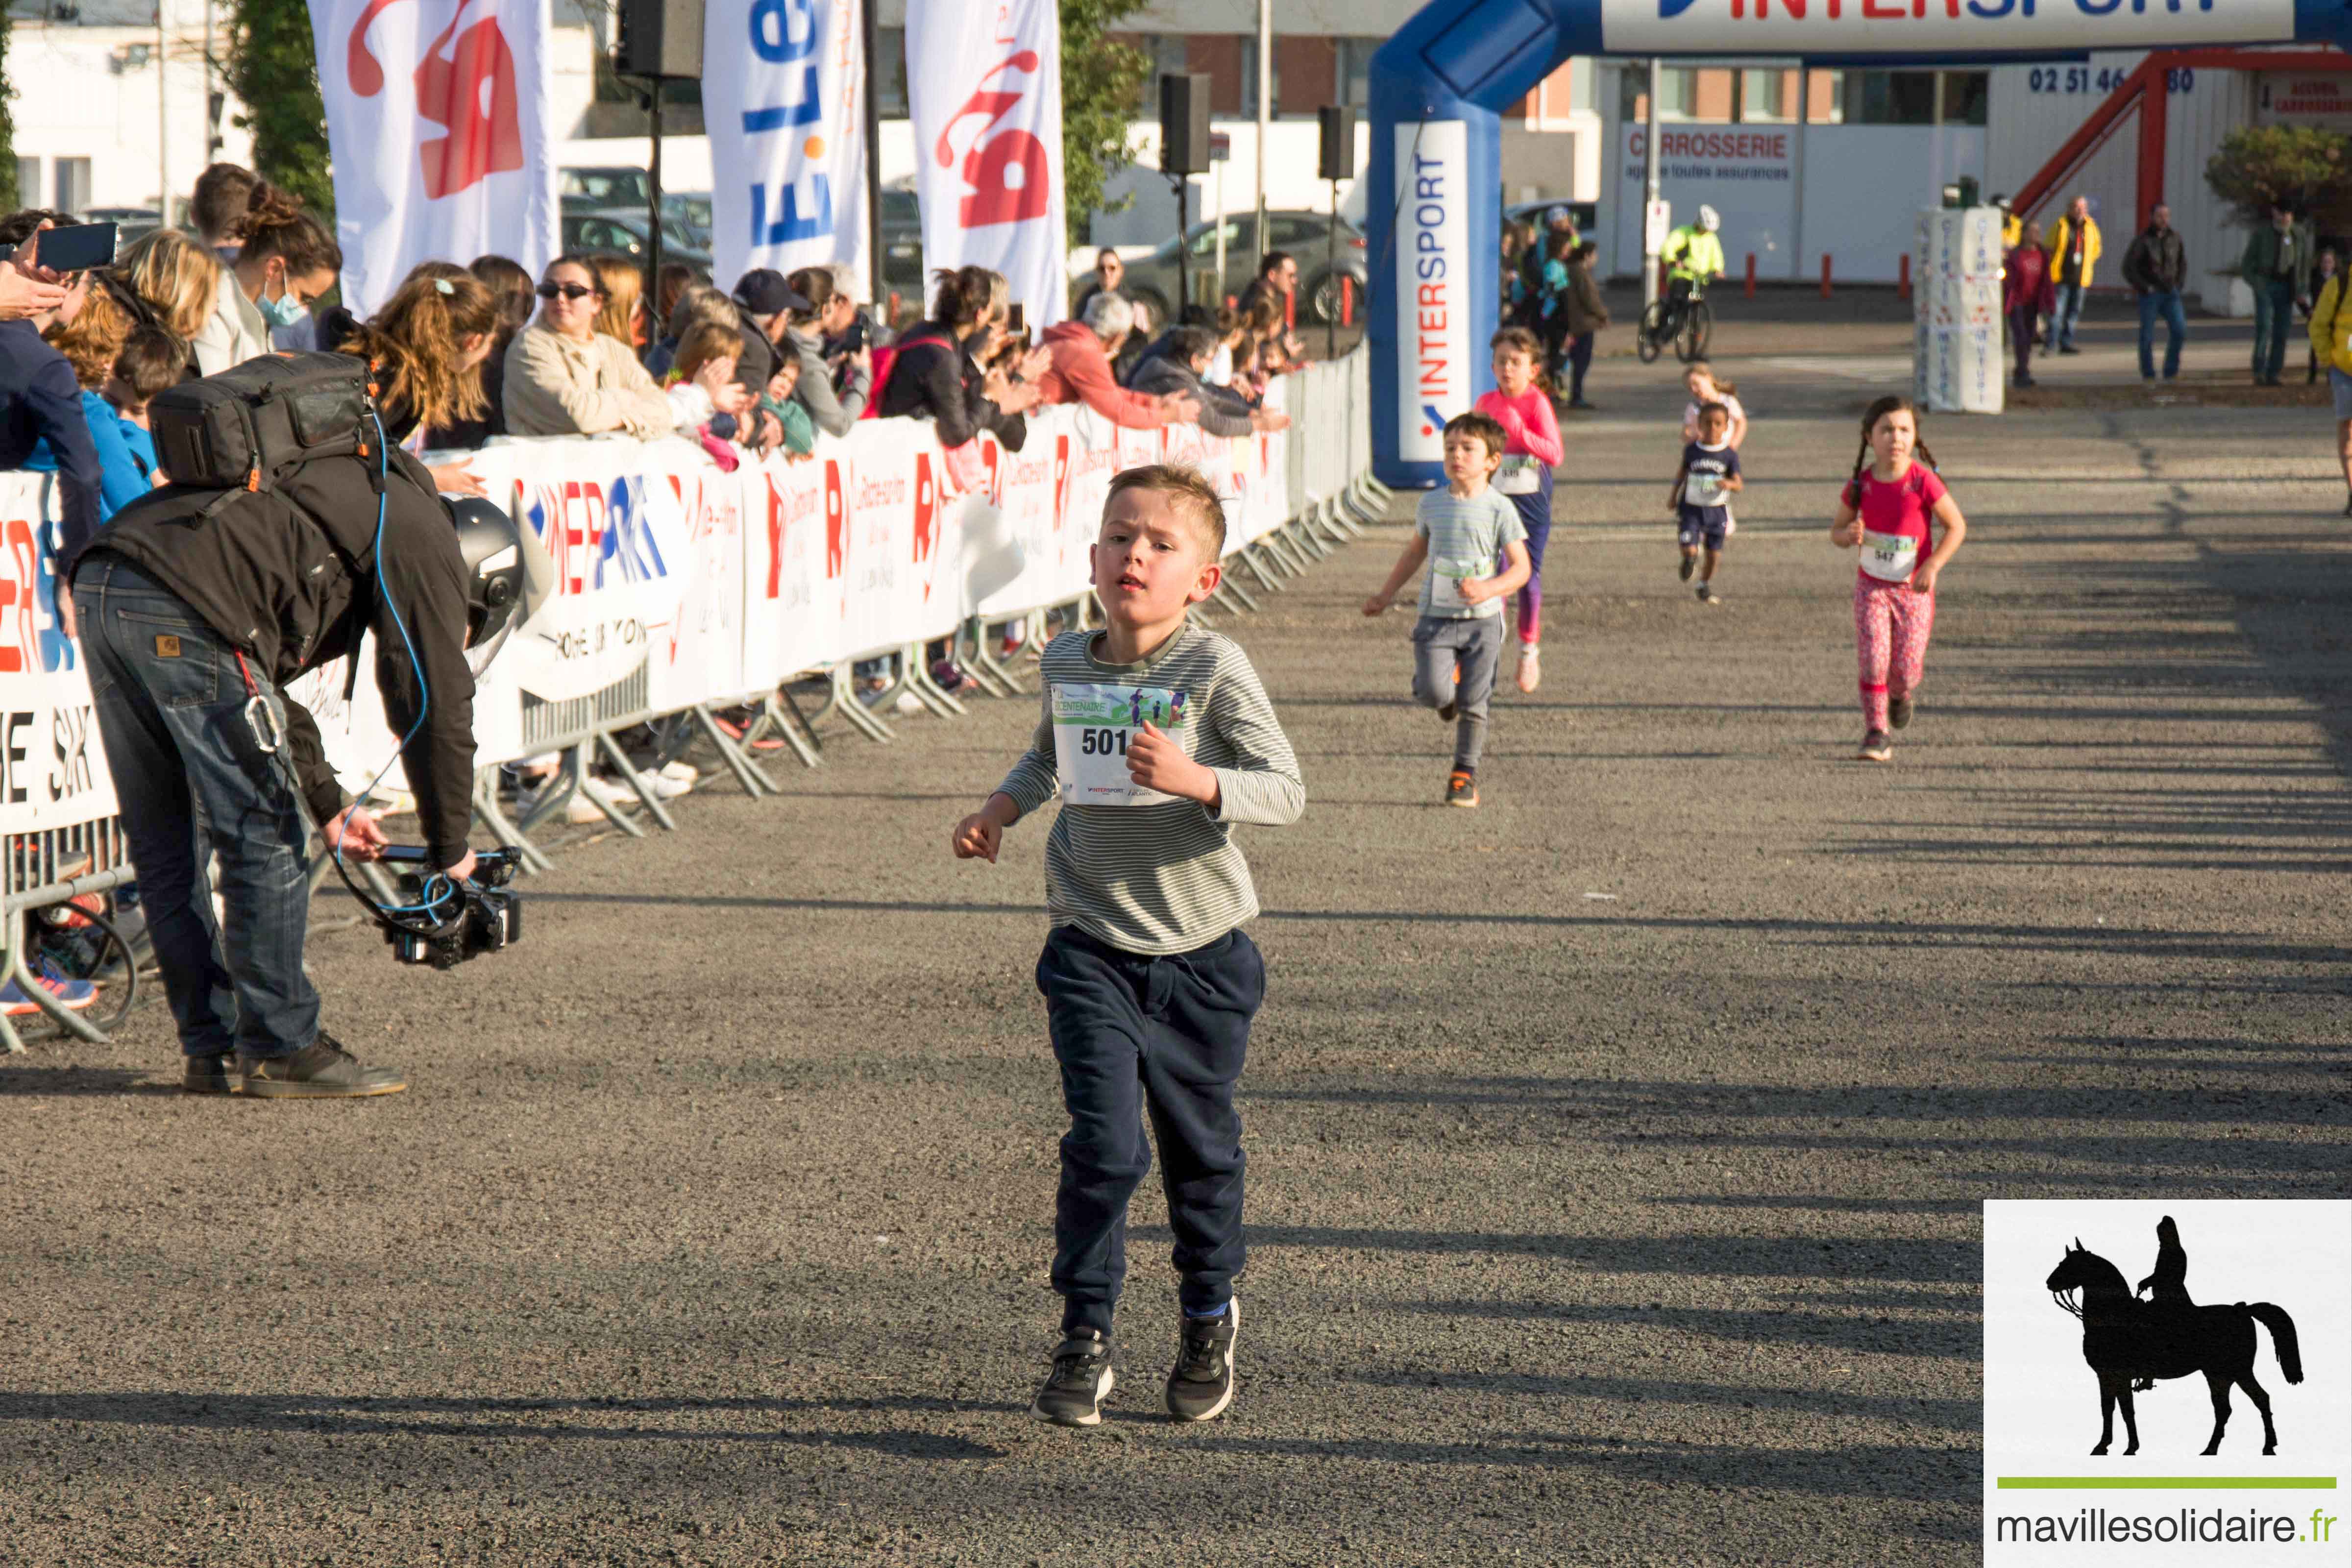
[1831,395,1968,762]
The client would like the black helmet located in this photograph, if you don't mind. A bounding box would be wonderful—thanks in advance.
[447,496,533,669]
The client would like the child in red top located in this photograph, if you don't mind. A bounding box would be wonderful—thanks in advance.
[1473,327,1564,692]
[1830,395,1968,763]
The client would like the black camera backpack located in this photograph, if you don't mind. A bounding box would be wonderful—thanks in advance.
[149,352,378,496]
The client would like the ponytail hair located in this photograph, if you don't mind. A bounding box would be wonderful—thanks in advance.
[337,269,502,430]
[929,266,1006,332]
[1686,358,1735,397]
[231,180,343,279]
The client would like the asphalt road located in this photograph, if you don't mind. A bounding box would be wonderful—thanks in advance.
[4,336,2349,1567]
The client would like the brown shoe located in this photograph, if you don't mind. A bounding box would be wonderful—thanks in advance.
[238,1032,407,1099]
[182,1054,235,1095]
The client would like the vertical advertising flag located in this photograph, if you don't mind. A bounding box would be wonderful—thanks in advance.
[906,0,1067,327]
[705,0,871,292]
[310,0,560,316]
[1393,120,1470,467]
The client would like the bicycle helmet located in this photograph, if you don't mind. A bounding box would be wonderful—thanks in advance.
[1697,206,1720,233]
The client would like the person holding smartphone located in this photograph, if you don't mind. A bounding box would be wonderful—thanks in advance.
[0,212,104,579]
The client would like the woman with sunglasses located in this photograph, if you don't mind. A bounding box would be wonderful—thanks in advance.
[502,254,675,440]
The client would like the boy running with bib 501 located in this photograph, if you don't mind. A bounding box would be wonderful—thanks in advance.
[1361,411,1532,809]
[952,464,1305,1429]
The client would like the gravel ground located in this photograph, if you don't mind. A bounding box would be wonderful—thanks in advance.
[4,336,2348,1567]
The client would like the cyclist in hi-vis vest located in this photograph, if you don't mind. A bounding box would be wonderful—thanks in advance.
[1661,207,1727,296]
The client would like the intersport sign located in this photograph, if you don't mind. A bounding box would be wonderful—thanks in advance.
[1603,0,2292,53]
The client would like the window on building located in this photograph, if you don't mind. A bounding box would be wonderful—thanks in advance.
[1940,71,1990,126]
[1337,36,1378,107]
[1841,71,1936,125]
[876,26,907,117]
[1655,67,1698,120]
[53,158,91,215]
[1239,38,1274,114]
[1738,69,1791,122]
[1808,70,1845,124]
[14,159,38,209]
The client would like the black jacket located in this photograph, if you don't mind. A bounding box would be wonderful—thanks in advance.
[876,320,1027,450]
[76,447,478,866]
[2123,225,2187,294]
[0,319,103,567]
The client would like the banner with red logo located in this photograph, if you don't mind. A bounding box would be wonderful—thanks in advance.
[704,0,870,292]
[0,475,114,830]
[906,0,1067,327]
[310,0,560,316]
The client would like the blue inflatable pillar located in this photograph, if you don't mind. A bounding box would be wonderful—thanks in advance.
[1368,0,2348,488]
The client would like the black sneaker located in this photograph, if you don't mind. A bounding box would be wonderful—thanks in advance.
[1446,769,1479,808]
[1030,1329,1115,1427]
[1166,1300,1239,1423]
[1888,693,1913,730]
[1678,555,1695,582]
[182,1054,234,1095]
[1568,397,1594,410]
[1695,583,1720,604]
[2058,344,2082,356]
[238,1031,407,1099]
[1858,729,1892,763]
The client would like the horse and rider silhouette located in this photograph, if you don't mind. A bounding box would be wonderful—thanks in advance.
[2045,1216,2303,1457]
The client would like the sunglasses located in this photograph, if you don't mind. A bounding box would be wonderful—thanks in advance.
[536,281,599,301]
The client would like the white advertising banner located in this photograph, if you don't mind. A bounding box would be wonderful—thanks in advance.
[0,476,114,830]
[1,356,1363,834]
[1600,0,2291,56]
[310,0,560,316]
[704,0,870,292]
[1614,124,1794,280]
[1393,120,1473,468]
[905,0,1068,327]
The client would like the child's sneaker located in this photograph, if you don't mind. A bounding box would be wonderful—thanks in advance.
[1030,1329,1115,1427]
[1165,1299,1239,1422]
[1888,693,1914,730]
[0,960,98,1016]
[1679,555,1695,582]
[1858,729,1892,763]
[1695,583,1719,604]
[1445,768,1479,808]
[1515,642,1541,693]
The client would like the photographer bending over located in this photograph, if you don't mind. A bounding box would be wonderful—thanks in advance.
[70,355,498,1099]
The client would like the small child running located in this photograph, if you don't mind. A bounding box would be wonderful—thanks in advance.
[1669,401,1743,603]
[1362,411,1532,809]
[1830,394,1968,763]
[1473,327,1563,693]
[952,464,1305,1429]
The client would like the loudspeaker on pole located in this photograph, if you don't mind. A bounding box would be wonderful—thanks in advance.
[1160,73,1212,176]
[616,0,705,80]
[1318,106,1357,182]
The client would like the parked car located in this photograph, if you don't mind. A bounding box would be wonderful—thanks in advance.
[1116,210,1369,327]
[561,166,652,210]
[879,184,924,304]
[560,209,712,271]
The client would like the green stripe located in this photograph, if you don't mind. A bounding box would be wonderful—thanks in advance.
[1996,1477,2339,1491]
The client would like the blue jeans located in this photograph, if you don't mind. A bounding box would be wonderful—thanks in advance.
[74,555,320,1060]
[1037,923,1263,1336]
[2136,290,2187,379]
[2051,281,2087,349]
[2252,277,2296,380]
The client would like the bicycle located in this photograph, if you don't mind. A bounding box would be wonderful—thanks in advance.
[1637,276,1715,365]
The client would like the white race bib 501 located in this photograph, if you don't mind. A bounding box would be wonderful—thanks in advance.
[1052,682,1195,805]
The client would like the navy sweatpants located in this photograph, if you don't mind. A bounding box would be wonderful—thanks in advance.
[1036,923,1265,1336]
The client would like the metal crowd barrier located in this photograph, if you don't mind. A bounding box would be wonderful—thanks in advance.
[0,349,1384,1053]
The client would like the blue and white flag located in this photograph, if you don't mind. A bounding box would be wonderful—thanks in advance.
[704,0,870,293]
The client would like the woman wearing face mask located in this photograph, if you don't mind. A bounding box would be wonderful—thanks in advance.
[503,254,676,439]
[189,182,342,376]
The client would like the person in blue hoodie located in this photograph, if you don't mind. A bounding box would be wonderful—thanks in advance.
[0,211,104,572]
[24,273,155,520]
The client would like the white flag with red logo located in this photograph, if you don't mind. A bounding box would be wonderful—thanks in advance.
[906,0,1066,328]
[309,0,560,316]
[703,0,870,293]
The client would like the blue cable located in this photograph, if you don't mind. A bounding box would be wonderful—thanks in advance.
[334,412,452,920]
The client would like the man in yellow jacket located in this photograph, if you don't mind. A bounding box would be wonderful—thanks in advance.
[2045,195,2101,356]
[2308,267,2352,515]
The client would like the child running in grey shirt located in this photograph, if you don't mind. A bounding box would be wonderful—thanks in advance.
[1361,410,1531,808]
[953,464,1304,1430]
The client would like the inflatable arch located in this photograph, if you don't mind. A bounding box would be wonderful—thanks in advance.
[1367,0,2340,486]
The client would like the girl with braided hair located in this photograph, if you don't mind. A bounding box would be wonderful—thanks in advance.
[1829,395,1968,763]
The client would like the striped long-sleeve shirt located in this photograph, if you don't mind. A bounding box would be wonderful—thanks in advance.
[996,625,1305,956]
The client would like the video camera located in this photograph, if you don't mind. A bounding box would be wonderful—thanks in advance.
[376,845,523,969]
